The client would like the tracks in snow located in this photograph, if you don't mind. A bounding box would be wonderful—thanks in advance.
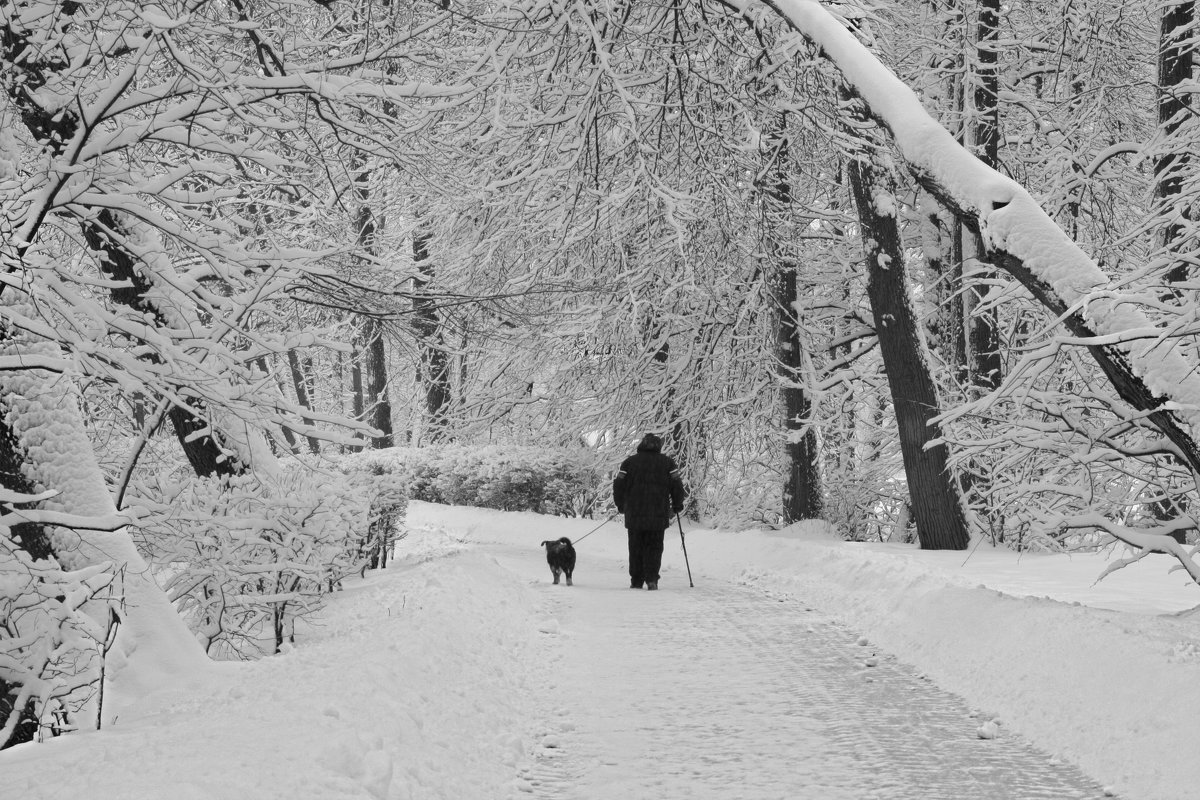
[498,545,1112,800]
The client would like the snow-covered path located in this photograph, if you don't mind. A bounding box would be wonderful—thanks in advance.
[490,543,1108,800]
[9,501,1191,799]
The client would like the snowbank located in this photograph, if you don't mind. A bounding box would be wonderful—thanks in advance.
[0,527,552,800]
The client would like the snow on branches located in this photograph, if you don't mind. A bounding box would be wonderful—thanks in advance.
[733,0,1200,580]
[130,466,390,659]
[0,528,118,749]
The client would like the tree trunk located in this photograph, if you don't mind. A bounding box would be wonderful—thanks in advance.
[761,114,823,522]
[965,0,1004,392]
[1157,1,1195,285]
[847,157,971,550]
[0,328,207,746]
[262,356,299,454]
[920,192,965,369]
[363,317,394,449]
[350,157,394,450]
[286,350,321,455]
[0,394,53,748]
[412,231,452,442]
[774,263,824,522]
[349,342,366,453]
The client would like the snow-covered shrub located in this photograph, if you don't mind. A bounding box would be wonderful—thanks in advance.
[940,344,1200,555]
[339,458,409,570]
[346,445,605,517]
[0,533,118,748]
[822,458,908,544]
[131,467,370,659]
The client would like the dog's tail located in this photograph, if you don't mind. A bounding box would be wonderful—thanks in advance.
[558,536,572,546]
[540,540,552,547]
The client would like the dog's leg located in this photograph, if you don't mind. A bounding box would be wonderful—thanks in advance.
[565,570,572,587]
[551,566,561,585]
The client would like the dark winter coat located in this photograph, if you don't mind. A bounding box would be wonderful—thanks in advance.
[613,438,687,531]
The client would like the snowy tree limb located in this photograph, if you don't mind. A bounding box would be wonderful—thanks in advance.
[1059,514,1200,586]
[732,0,1200,476]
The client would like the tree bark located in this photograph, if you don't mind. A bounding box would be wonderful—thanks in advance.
[363,317,394,449]
[847,158,971,550]
[349,342,366,453]
[920,192,965,369]
[0,395,54,748]
[286,350,321,455]
[1151,4,1196,542]
[774,265,824,521]
[760,114,823,522]
[259,355,298,454]
[412,231,451,442]
[966,0,1004,391]
[350,158,394,450]
[1157,1,1196,285]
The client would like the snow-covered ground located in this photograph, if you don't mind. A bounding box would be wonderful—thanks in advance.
[2,501,1197,800]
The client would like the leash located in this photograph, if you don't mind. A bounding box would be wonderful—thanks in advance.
[571,513,616,546]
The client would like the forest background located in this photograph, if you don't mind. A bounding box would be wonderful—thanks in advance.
[3,0,1200,752]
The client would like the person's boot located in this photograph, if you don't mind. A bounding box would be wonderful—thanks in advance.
[646,581,658,591]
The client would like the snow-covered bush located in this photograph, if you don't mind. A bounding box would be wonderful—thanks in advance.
[0,532,118,747]
[346,446,606,517]
[131,467,372,660]
[822,456,908,544]
[339,457,409,570]
[939,343,1200,555]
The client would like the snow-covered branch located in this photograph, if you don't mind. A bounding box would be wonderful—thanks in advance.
[734,0,1200,475]
[1059,513,1200,586]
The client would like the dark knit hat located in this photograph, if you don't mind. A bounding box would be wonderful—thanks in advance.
[637,433,663,453]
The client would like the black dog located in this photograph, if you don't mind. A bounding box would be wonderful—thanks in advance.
[540,537,576,586]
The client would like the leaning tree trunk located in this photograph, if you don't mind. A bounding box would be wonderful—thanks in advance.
[0,317,208,748]
[920,190,966,371]
[0,406,51,748]
[3,26,244,479]
[847,156,971,550]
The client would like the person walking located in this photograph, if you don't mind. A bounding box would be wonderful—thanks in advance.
[613,433,687,590]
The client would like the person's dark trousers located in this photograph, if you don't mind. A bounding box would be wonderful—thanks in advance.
[628,528,666,587]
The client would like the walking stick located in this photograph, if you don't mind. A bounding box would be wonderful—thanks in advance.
[676,514,694,588]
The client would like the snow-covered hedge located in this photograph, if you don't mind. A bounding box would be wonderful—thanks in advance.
[131,467,379,660]
[338,456,409,570]
[342,446,607,518]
